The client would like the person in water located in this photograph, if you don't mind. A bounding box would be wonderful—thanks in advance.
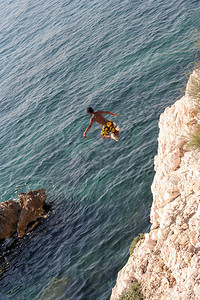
[83,107,120,141]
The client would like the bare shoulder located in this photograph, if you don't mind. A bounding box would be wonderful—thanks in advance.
[98,110,111,114]
[96,110,104,115]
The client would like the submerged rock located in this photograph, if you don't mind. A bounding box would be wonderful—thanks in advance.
[0,188,47,240]
[37,277,69,300]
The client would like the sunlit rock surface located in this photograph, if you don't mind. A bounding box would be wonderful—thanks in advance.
[111,71,200,300]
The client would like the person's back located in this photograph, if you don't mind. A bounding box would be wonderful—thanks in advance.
[91,111,109,126]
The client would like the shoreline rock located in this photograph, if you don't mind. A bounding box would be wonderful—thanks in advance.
[110,71,200,300]
[0,188,47,240]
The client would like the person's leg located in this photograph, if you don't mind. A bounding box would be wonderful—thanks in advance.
[115,130,119,136]
[111,132,118,141]
[101,135,111,139]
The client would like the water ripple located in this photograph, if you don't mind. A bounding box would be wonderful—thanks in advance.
[0,0,199,299]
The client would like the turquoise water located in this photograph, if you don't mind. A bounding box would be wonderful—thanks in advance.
[0,0,200,299]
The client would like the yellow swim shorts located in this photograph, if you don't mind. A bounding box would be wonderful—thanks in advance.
[101,121,116,136]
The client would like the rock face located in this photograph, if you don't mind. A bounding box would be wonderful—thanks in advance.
[17,189,47,238]
[0,201,21,239]
[110,71,200,300]
[0,188,47,240]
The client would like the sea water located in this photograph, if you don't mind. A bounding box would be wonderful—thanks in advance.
[0,0,200,299]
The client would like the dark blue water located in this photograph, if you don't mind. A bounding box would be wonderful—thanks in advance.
[0,0,200,299]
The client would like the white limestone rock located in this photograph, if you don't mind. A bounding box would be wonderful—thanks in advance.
[110,70,200,300]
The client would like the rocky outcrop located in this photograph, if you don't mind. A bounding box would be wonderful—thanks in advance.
[0,188,47,240]
[110,70,200,300]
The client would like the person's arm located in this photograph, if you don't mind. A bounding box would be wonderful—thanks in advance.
[83,118,94,138]
[100,111,119,117]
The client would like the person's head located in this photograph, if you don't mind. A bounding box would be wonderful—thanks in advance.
[87,107,94,115]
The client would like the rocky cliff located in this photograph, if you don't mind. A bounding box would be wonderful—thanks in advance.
[110,70,200,300]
